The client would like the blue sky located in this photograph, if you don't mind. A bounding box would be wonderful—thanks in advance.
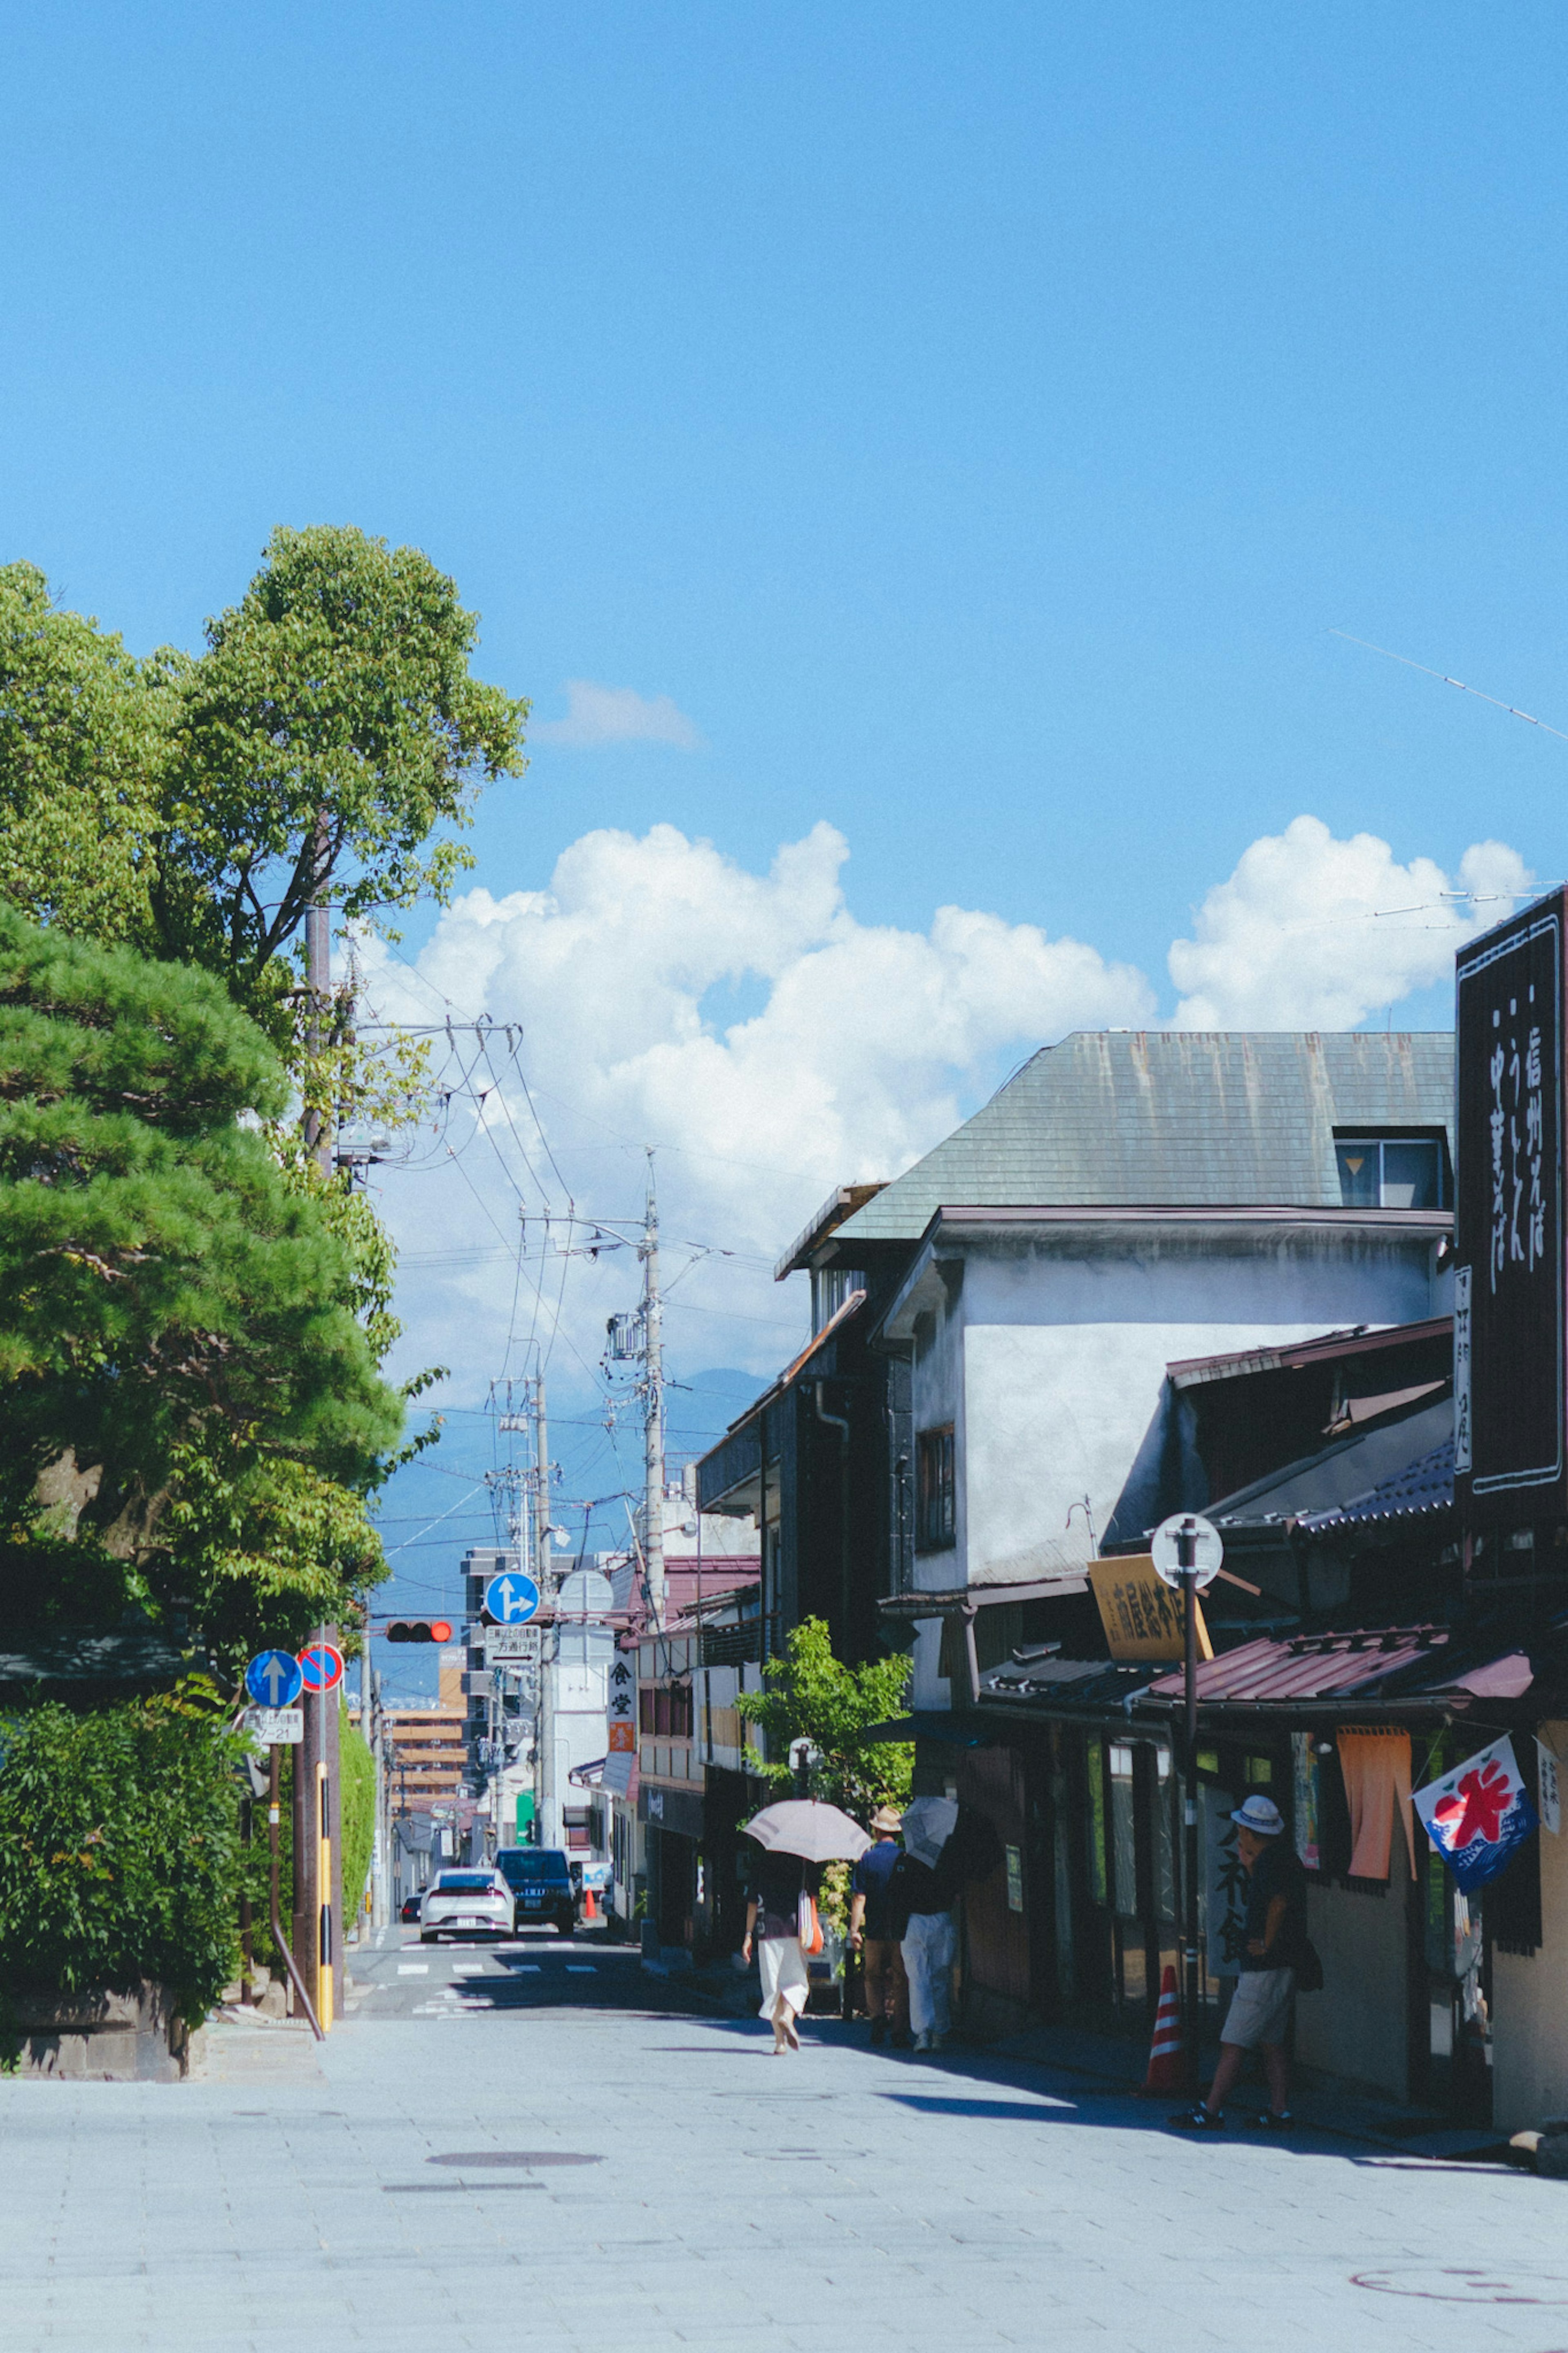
[6,2,1566,1681]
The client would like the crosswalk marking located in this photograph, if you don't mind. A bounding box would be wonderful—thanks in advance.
[397,1964,428,1976]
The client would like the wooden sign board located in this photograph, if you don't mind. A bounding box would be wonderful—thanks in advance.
[1089,1555,1213,1664]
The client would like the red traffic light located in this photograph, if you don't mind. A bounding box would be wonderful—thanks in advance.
[384,1619,454,1644]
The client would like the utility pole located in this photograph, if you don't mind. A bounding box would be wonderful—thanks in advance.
[537,1373,559,1849]
[641,1155,666,1630]
[294,837,342,2024]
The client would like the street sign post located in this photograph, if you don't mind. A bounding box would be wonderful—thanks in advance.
[1151,1513,1224,2096]
[245,1648,305,1708]
[483,1569,540,1624]
[243,1706,305,1746]
[484,1623,541,1660]
[297,1641,345,1693]
[1151,1512,1223,1590]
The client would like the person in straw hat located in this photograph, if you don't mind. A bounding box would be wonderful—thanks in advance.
[848,1804,911,2049]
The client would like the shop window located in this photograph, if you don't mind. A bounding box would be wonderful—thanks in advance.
[1108,1743,1138,1918]
[1244,1755,1272,1786]
[1335,1133,1449,1209]
[915,1426,956,1552]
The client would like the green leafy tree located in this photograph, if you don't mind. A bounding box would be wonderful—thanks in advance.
[735,1617,914,1822]
[0,529,528,1033]
[154,524,528,1029]
[0,562,177,947]
[0,1684,245,2025]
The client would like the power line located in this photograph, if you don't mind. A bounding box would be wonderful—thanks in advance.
[1332,629,1568,745]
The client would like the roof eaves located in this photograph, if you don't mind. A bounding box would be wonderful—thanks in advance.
[773,1184,886,1281]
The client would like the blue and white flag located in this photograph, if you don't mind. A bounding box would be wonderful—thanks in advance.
[1412,1733,1539,1894]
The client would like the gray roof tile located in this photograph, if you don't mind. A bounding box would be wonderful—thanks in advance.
[835,1030,1454,1243]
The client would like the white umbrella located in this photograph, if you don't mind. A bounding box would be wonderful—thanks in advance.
[900,1795,958,1868]
[743,1799,871,1863]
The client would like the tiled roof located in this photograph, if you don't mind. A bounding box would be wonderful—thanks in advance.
[833,1030,1454,1246]
[1203,1394,1454,1536]
[1297,1437,1454,1532]
[1144,1624,1453,1704]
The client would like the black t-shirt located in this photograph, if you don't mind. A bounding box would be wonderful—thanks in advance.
[1239,1840,1307,1974]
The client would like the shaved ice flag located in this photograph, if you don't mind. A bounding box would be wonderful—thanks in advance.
[1412,1734,1539,1893]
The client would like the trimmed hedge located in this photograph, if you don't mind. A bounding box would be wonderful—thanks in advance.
[0,1693,242,2025]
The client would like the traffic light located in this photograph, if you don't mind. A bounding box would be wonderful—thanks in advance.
[384,1619,454,1644]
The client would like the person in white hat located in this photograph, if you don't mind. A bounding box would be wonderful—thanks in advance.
[1170,1793,1306,2132]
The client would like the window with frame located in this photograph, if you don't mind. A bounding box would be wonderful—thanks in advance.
[1334,1133,1449,1210]
[915,1425,956,1551]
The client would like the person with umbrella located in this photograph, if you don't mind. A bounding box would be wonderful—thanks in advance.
[741,1798,870,2056]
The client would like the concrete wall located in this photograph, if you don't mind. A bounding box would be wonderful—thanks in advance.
[920,1226,1442,1591]
[1491,1720,1568,2134]
[1296,1878,1411,2101]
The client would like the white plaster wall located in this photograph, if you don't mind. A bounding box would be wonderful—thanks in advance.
[1491,1720,1568,2134]
[1296,1878,1411,2100]
[945,1233,1439,1586]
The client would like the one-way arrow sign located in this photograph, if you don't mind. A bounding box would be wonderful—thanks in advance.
[483,1570,541,1624]
[245,1648,305,1708]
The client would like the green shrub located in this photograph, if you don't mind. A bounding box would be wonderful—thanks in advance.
[339,1700,374,1931]
[0,1691,243,2023]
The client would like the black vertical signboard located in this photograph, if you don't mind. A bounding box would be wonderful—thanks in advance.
[1454,888,1566,1526]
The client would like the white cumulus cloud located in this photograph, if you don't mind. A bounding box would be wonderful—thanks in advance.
[358,821,1151,1389]
[359,811,1533,1407]
[1167,816,1533,1029]
[533,679,704,750]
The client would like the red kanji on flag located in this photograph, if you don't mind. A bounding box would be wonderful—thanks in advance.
[1432,1758,1513,1850]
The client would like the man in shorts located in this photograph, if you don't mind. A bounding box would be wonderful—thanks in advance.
[1171,1793,1306,2131]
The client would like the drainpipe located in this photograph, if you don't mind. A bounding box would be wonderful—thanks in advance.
[813,1382,852,1652]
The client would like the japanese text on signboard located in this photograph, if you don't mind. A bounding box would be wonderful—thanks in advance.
[1089,1557,1213,1663]
[1456,892,1565,1517]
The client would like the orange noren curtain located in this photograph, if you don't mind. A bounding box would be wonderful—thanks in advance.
[1336,1729,1418,1880]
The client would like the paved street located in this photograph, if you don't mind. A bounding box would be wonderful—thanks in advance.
[4,1929,1568,2353]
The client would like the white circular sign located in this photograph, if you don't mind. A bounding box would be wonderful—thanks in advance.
[1151,1512,1224,1590]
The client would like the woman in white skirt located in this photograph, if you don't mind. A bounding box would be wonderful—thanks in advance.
[742,1847,817,2054]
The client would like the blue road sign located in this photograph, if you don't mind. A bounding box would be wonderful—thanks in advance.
[297,1641,345,1694]
[484,1570,541,1624]
[245,1649,304,1708]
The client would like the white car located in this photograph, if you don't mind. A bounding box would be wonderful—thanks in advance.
[419,1869,515,1943]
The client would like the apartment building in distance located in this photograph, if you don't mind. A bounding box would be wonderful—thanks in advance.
[383,1646,468,1810]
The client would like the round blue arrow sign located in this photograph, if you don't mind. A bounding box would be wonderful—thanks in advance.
[245,1648,304,1708]
[484,1569,541,1624]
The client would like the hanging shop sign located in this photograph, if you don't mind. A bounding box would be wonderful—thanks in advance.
[607,1649,637,1752]
[1413,1733,1540,1893]
[1089,1556,1213,1664]
[1455,888,1567,1524]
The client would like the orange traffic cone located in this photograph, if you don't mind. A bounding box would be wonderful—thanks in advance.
[1142,1965,1184,2094]
[583,1886,599,1923]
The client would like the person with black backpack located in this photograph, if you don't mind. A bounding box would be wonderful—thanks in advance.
[1169,1794,1312,2131]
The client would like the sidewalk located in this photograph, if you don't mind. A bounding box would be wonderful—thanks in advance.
[652,1947,1514,2165]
